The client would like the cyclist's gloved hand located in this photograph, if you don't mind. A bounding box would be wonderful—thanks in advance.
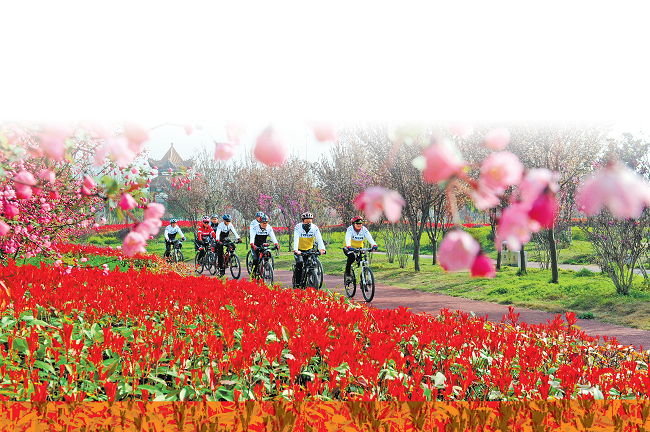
[274,243,279,249]
[216,241,222,246]
[294,250,301,255]
[345,246,352,251]
[237,238,242,243]
[320,249,326,255]
[182,237,186,241]
[372,245,378,251]
[251,244,256,251]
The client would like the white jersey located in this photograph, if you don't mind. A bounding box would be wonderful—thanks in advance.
[250,223,278,246]
[164,225,185,241]
[293,223,325,252]
[345,225,377,249]
[250,219,260,229]
[215,222,239,241]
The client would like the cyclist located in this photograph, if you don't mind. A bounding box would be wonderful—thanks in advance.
[164,218,186,258]
[344,216,378,282]
[209,214,220,231]
[250,214,278,277]
[196,216,216,269]
[215,214,242,276]
[293,212,326,288]
[250,211,265,229]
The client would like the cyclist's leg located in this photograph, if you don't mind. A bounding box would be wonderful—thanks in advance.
[196,242,207,264]
[251,248,260,277]
[344,248,355,278]
[165,241,172,257]
[216,242,225,272]
[293,252,304,287]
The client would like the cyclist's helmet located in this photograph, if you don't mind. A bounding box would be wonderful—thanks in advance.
[222,214,231,221]
[259,214,269,223]
[255,211,265,218]
[202,216,210,223]
[352,215,363,224]
[301,212,314,220]
[170,218,178,224]
[210,214,218,219]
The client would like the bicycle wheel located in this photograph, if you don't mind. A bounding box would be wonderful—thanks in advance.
[344,268,356,298]
[262,261,274,285]
[230,254,241,279]
[361,267,375,302]
[177,250,184,263]
[317,259,324,289]
[208,252,217,275]
[246,250,253,275]
[306,269,319,290]
[195,254,204,274]
[172,249,180,263]
[270,254,275,270]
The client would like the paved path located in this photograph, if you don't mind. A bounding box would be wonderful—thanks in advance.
[271,269,650,351]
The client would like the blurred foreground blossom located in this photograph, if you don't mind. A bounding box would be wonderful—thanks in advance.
[484,127,510,150]
[184,123,195,135]
[438,230,480,272]
[122,231,147,257]
[420,139,466,183]
[471,253,496,278]
[577,162,650,219]
[254,127,289,166]
[215,142,236,161]
[353,186,405,223]
[308,121,338,142]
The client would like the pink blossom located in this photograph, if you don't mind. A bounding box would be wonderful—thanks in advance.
[471,182,500,211]
[144,202,165,220]
[122,231,147,257]
[518,169,559,205]
[438,230,481,272]
[93,145,108,167]
[226,121,246,146]
[470,254,496,278]
[119,193,137,210]
[80,187,92,196]
[0,221,11,236]
[353,186,405,223]
[39,169,56,184]
[123,122,149,147]
[254,127,289,166]
[83,121,113,139]
[215,142,236,161]
[308,121,338,142]
[4,204,19,218]
[80,257,88,263]
[496,203,534,251]
[184,123,195,135]
[449,121,473,138]
[104,136,136,167]
[42,203,51,211]
[37,134,66,160]
[83,175,96,189]
[100,217,107,224]
[134,219,162,237]
[131,167,139,175]
[479,151,524,194]
[576,162,650,219]
[528,192,556,229]
[421,140,465,183]
[483,127,510,150]
[13,171,37,200]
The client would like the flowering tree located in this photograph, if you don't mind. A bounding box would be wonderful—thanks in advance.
[0,122,168,259]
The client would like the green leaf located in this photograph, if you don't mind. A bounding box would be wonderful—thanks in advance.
[34,360,55,374]
[12,338,28,355]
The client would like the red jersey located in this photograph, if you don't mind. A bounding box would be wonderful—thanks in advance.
[197,226,215,242]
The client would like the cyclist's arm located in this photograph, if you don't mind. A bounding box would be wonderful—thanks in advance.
[315,227,326,252]
[164,226,170,241]
[177,227,185,240]
[215,226,223,239]
[292,225,300,251]
[269,226,278,245]
[344,226,353,247]
[365,229,378,248]
[230,224,240,239]
[249,226,256,245]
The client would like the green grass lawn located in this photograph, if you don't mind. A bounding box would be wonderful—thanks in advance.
[75,226,650,330]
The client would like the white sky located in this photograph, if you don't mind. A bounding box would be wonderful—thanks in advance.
[2,1,649,159]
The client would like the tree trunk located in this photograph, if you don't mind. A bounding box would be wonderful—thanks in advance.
[413,237,421,271]
[496,248,502,271]
[548,227,559,283]
[519,245,527,275]
[432,239,437,265]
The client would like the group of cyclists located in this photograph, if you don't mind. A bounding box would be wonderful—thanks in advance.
[163,211,379,289]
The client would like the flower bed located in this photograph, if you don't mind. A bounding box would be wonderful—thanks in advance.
[1,261,649,407]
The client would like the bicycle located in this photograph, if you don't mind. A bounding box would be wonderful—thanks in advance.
[292,249,325,290]
[163,239,185,264]
[251,243,277,285]
[195,239,215,275]
[247,246,275,275]
[309,242,327,289]
[221,238,242,279]
[344,248,376,302]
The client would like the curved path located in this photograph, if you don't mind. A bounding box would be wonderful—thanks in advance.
[207,264,650,351]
